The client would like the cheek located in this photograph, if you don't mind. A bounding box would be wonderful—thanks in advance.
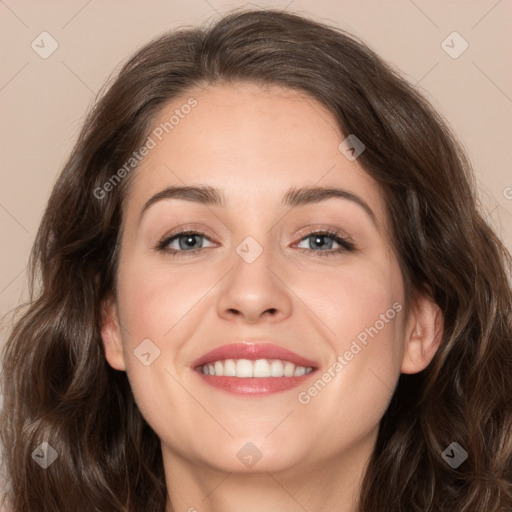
[293,270,404,446]
[302,253,404,355]
[114,259,207,436]
[297,254,405,400]
[330,272,402,354]
[117,254,207,346]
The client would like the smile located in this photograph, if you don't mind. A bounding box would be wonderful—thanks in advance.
[200,358,314,377]
[192,342,318,395]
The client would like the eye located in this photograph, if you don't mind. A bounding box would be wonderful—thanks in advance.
[157,230,217,256]
[293,228,355,257]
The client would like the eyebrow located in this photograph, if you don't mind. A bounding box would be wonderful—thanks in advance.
[139,185,378,228]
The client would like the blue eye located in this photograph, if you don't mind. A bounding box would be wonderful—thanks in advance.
[157,228,355,257]
[294,230,355,255]
[158,231,215,253]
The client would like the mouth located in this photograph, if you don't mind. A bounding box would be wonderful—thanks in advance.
[191,343,318,396]
[199,358,314,377]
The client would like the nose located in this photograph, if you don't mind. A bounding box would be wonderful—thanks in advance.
[216,244,293,324]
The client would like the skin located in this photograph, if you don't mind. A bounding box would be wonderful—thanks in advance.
[100,81,443,512]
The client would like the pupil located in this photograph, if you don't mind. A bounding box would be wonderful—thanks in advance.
[313,235,331,250]
[182,234,199,249]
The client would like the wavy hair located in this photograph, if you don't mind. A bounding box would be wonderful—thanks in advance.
[1,7,511,511]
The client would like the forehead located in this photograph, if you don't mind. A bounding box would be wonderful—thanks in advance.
[123,81,387,230]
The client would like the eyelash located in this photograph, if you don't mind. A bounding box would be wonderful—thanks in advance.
[156,227,356,258]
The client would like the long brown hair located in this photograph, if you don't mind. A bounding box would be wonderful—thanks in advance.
[1,7,511,511]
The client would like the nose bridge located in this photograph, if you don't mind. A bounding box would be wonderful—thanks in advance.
[231,230,277,294]
[215,227,292,322]
[235,233,268,266]
[226,197,279,267]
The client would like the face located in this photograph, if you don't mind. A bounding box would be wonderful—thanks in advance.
[101,81,442,476]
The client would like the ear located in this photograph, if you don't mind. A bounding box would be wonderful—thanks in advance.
[99,294,127,371]
[401,288,444,374]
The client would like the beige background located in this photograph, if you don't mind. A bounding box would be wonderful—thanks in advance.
[1,0,511,341]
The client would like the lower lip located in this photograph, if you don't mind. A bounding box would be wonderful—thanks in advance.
[195,370,317,396]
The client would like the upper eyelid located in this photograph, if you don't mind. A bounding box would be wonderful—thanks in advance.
[293,224,352,242]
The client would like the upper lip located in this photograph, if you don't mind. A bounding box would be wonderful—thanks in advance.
[192,342,318,369]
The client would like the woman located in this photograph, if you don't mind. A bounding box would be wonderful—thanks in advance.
[1,7,511,512]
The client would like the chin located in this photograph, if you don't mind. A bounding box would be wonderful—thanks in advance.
[188,437,307,474]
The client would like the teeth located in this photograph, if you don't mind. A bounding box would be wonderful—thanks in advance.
[224,359,236,376]
[284,362,295,377]
[236,359,253,378]
[270,360,283,377]
[254,359,271,377]
[200,358,314,378]
[214,361,223,377]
